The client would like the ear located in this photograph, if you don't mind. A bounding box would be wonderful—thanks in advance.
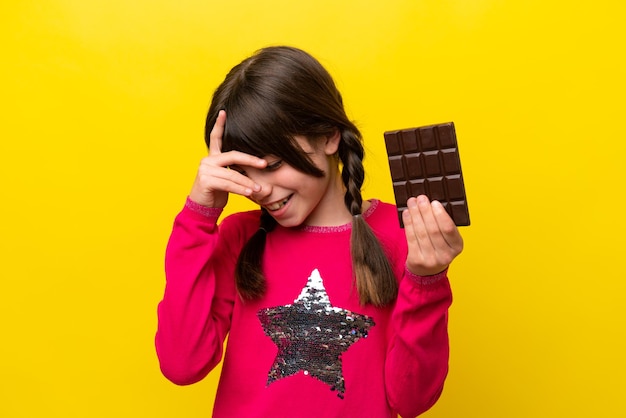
[323,128,341,155]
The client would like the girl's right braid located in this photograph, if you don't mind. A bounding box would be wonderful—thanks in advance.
[235,208,277,300]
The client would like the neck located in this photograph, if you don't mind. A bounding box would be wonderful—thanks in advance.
[303,165,353,227]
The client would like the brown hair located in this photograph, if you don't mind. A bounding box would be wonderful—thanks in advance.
[204,46,397,306]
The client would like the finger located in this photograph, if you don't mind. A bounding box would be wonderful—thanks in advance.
[431,200,464,251]
[404,197,437,274]
[417,197,451,251]
[205,173,258,196]
[198,160,260,196]
[208,110,226,155]
[402,208,418,247]
[405,196,430,251]
[209,150,267,171]
[199,152,266,192]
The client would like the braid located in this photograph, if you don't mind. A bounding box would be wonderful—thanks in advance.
[338,129,398,306]
[235,209,277,300]
[339,130,365,216]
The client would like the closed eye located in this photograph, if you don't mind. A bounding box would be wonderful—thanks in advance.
[265,160,283,172]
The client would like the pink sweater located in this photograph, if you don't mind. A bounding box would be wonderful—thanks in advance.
[156,199,452,418]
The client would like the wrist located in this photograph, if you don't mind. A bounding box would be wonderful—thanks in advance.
[405,263,449,277]
[189,187,213,207]
[404,266,448,286]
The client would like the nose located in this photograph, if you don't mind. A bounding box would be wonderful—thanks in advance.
[249,174,273,203]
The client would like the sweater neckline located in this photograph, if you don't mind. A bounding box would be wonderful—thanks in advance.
[297,199,380,233]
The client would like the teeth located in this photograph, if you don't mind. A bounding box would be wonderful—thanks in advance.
[266,197,290,211]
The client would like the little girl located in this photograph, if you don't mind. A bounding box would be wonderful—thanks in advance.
[156,46,463,418]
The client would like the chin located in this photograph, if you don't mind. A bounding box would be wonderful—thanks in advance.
[275,219,303,228]
[271,212,308,228]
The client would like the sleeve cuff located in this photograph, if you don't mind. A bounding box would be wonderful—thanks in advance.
[184,197,223,222]
[404,266,448,287]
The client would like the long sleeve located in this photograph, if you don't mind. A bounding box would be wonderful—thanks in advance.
[155,202,240,385]
[385,268,452,418]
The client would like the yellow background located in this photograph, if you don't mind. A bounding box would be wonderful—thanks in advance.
[1,1,624,417]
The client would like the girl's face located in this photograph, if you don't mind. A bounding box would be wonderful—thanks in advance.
[233,133,350,228]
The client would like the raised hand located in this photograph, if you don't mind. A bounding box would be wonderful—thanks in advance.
[403,195,464,276]
[189,110,267,208]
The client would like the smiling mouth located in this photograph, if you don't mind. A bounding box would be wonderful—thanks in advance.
[265,195,292,211]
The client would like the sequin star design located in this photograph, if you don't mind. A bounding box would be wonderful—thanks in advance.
[257,269,375,399]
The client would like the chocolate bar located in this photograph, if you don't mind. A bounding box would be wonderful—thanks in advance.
[384,122,470,227]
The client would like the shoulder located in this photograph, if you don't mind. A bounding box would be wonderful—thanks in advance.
[218,209,262,242]
[365,199,402,230]
[365,199,407,261]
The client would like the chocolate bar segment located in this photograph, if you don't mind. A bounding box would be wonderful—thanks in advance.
[384,122,470,227]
